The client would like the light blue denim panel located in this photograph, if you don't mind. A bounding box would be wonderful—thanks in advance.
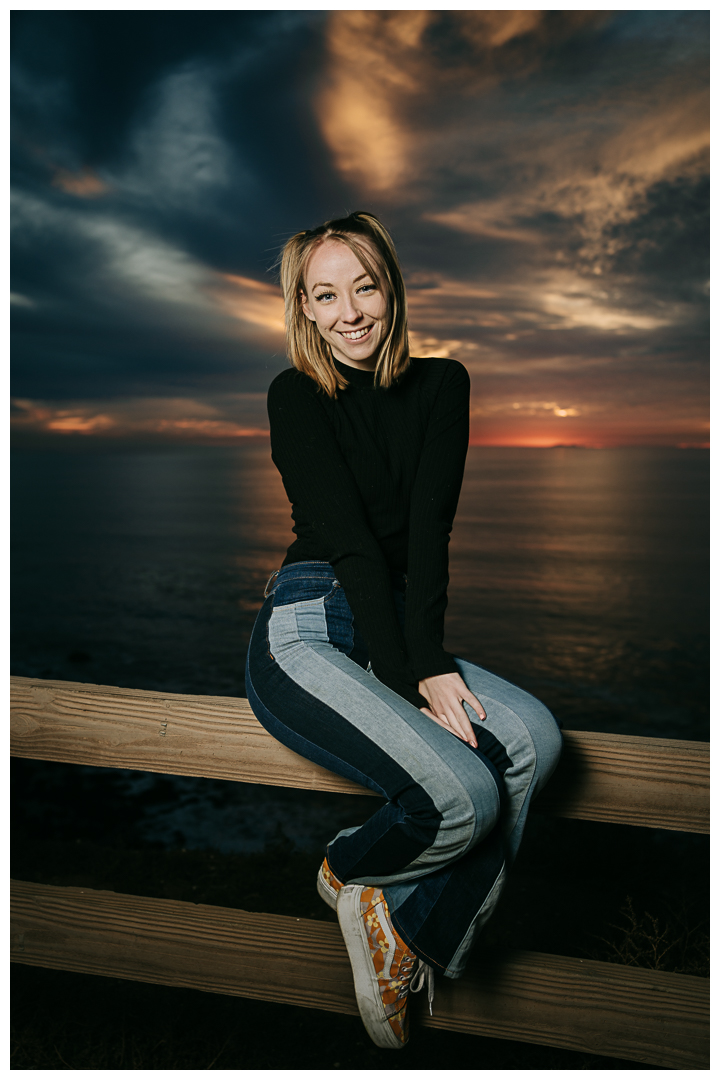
[455,657,563,862]
[267,596,501,883]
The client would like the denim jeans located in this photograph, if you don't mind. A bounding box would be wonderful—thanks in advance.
[245,561,562,979]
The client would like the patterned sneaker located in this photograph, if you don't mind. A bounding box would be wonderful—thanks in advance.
[337,884,435,1049]
[316,857,344,912]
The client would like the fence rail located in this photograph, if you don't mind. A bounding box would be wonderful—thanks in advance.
[10,677,710,1068]
[10,879,708,1070]
[10,677,710,832]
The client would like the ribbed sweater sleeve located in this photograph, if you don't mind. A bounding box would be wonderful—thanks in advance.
[267,373,426,707]
[404,361,470,680]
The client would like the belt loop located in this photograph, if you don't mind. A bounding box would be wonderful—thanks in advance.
[264,569,280,598]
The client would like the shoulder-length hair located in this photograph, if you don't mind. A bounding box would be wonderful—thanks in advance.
[279,211,410,397]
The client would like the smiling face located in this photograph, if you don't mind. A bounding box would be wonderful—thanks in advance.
[301,238,388,370]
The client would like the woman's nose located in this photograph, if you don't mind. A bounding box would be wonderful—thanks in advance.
[339,292,362,323]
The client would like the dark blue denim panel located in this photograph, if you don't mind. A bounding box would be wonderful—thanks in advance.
[245,595,444,883]
[474,724,513,781]
[390,820,505,976]
[271,574,338,609]
[322,584,356,659]
[331,802,444,882]
[389,824,506,973]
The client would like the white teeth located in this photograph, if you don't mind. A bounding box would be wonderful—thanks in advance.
[342,328,370,340]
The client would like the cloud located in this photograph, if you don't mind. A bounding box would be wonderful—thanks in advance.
[213,274,285,337]
[47,412,115,433]
[10,11,708,448]
[316,11,432,192]
[51,166,110,197]
[408,333,471,361]
[12,186,286,339]
[474,399,582,419]
[11,394,270,441]
[405,267,674,346]
[535,272,672,332]
[318,11,707,312]
[118,66,236,206]
[316,11,608,195]
[10,292,34,307]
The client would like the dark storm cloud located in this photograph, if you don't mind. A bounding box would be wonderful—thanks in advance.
[11,11,331,405]
[11,9,708,446]
[605,175,710,302]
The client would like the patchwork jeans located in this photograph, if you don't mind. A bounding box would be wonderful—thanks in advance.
[245,561,562,978]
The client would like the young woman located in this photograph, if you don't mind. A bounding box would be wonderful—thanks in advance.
[245,211,562,1050]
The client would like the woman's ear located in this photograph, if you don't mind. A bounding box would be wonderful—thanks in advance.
[300,290,316,322]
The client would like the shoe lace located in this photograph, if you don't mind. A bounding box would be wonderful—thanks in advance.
[395,955,436,1016]
[409,959,435,1016]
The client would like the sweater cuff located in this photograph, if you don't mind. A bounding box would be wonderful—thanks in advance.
[371,660,429,710]
[411,647,459,683]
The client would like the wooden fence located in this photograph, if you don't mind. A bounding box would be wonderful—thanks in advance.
[10,675,710,1069]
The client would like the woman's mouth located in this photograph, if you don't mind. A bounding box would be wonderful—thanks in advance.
[338,326,372,342]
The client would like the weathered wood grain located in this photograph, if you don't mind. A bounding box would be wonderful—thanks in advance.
[531,729,710,832]
[10,880,709,1069]
[10,676,709,832]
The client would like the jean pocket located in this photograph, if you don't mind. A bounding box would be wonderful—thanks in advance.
[272,577,340,608]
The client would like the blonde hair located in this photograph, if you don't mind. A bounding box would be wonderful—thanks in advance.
[279,211,410,396]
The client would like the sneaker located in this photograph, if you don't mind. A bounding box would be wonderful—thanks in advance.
[337,883,435,1049]
[316,857,343,912]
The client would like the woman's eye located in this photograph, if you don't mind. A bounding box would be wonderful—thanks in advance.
[314,292,334,302]
[357,284,375,294]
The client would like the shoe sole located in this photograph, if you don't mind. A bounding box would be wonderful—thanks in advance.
[316,866,338,912]
[336,885,406,1050]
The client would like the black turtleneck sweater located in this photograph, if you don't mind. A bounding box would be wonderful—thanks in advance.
[266,355,470,709]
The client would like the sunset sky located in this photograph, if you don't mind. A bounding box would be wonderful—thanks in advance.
[11,10,709,448]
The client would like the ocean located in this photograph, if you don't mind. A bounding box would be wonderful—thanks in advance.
[11,444,708,853]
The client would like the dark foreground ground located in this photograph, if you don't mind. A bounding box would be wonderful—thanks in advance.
[11,759,708,1070]
[10,964,662,1071]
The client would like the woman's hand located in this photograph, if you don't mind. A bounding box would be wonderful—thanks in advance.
[418,672,486,748]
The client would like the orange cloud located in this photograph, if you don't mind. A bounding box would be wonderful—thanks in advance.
[214,274,285,337]
[316,11,432,192]
[317,11,610,196]
[474,400,582,419]
[52,167,109,197]
[426,207,543,245]
[156,419,268,438]
[456,10,544,49]
[11,397,270,442]
[408,332,471,360]
[46,414,115,433]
